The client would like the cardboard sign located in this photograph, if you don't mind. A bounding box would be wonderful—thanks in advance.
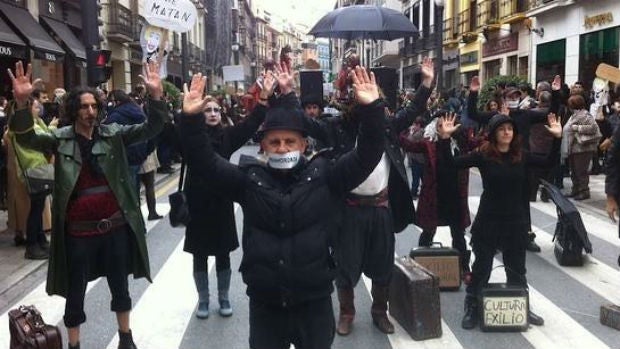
[144,0,197,33]
[413,256,461,290]
[223,65,245,82]
[596,63,620,84]
[482,296,528,328]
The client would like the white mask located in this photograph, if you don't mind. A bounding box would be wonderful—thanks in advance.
[267,151,301,170]
[507,100,520,109]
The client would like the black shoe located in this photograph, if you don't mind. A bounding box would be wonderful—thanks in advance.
[118,330,138,349]
[461,297,478,329]
[68,342,80,349]
[14,235,26,247]
[147,213,163,221]
[39,238,50,251]
[540,190,550,203]
[573,191,590,201]
[526,239,541,253]
[528,310,544,326]
[25,244,49,260]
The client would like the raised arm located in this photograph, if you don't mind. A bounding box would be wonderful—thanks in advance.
[119,61,166,145]
[437,113,483,169]
[179,74,247,202]
[467,76,495,124]
[391,57,434,133]
[8,61,57,151]
[529,75,563,123]
[327,66,385,194]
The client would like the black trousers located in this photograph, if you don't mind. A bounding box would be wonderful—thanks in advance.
[249,297,335,349]
[465,240,527,296]
[418,224,467,256]
[335,205,395,289]
[63,226,132,327]
[193,253,231,272]
[26,193,47,246]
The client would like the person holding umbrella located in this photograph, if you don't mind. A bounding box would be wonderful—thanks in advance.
[436,111,562,330]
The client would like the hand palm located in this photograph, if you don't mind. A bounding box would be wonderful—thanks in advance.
[354,83,378,104]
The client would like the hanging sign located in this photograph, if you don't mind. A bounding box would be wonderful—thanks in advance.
[144,0,197,33]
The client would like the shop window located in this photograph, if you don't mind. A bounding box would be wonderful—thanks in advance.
[579,26,619,90]
[536,39,565,83]
[484,59,501,82]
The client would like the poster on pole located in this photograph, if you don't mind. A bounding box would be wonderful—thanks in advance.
[140,25,171,78]
[144,0,197,33]
[223,65,245,82]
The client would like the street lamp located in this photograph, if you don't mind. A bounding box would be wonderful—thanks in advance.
[231,43,240,93]
[434,0,444,91]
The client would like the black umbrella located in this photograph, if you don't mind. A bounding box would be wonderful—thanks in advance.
[308,5,418,41]
[540,179,593,253]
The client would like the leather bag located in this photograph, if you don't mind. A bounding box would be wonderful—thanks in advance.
[8,305,62,349]
[23,164,55,195]
[168,161,190,227]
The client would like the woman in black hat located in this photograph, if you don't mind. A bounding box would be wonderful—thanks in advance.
[437,112,562,330]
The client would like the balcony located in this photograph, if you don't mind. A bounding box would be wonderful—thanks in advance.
[499,0,529,23]
[107,1,133,43]
[458,8,477,35]
[527,0,574,16]
[130,16,146,48]
[478,0,500,26]
[443,17,459,44]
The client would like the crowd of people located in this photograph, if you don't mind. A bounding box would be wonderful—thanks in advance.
[3,54,620,349]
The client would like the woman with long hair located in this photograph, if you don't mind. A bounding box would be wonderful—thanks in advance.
[437,112,562,330]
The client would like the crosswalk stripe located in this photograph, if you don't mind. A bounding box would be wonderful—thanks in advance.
[530,200,620,248]
[361,275,464,349]
[104,239,211,349]
[462,197,611,348]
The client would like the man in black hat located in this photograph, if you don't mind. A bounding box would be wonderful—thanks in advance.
[179,66,385,349]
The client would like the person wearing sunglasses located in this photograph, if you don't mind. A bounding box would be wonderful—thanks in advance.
[184,92,267,319]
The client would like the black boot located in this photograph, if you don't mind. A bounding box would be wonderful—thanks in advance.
[528,309,544,326]
[118,330,138,349]
[68,342,80,349]
[461,296,478,329]
[526,233,541,253]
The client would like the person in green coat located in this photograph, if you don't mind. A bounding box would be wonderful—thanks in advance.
[8,61,166,349]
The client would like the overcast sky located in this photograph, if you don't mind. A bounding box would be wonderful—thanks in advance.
[254,0,335,28]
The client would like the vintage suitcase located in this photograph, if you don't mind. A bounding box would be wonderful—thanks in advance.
[389,256,442,340]
[410,242,461,290]
[479,283,529,332]
[600,303,620,331]
[9,305,62,349]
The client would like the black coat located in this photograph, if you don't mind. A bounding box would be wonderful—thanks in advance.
[605,125,620,238]
[179,99,385,306]
[183,107,266,256]
[305,85,432,233]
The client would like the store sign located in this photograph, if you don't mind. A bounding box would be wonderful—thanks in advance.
[0,44,26,59]
[460,51,478,66]
[483,33,518,58]
[584,12,614,30]
[34,50,64,62]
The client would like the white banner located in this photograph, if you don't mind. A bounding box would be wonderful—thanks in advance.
[144,0,197,33]
[222,65,245,82]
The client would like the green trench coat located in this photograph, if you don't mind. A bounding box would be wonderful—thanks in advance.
[9,99,167,297]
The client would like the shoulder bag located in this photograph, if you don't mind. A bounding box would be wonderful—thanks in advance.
[168,161,190,227]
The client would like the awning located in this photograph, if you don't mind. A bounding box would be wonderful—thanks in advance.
[40,17,86,60]
[0,2,64,62]
[0,16,27,59]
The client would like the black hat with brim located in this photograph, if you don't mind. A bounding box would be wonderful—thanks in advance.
[257,106,307,139]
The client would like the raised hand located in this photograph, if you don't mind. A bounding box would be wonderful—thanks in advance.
[552,75,562,91]
[274,62,296,95]
[8,61,42,106]
[544,113,562,138]
[500,102,510,116]
[350,66,379,105]
[470,76,480,92]
[182,73,209,115]
[421,57,434,87]
[139,61,163,100]
[437,113,460,139]
[261,70,276,98]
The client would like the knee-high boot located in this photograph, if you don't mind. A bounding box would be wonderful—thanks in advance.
[336,287,355,335]
[217,269,233,317]
[370,283,394,334]
[193,272,209,319]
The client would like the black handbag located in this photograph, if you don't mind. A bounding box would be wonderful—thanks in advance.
[168,161,190,227]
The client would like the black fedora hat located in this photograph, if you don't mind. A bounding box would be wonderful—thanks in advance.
[258,106,307,138]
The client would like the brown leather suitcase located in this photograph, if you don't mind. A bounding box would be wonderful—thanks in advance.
[600,303,620,331]
[9,305,62,349]
[388,256,442,340]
